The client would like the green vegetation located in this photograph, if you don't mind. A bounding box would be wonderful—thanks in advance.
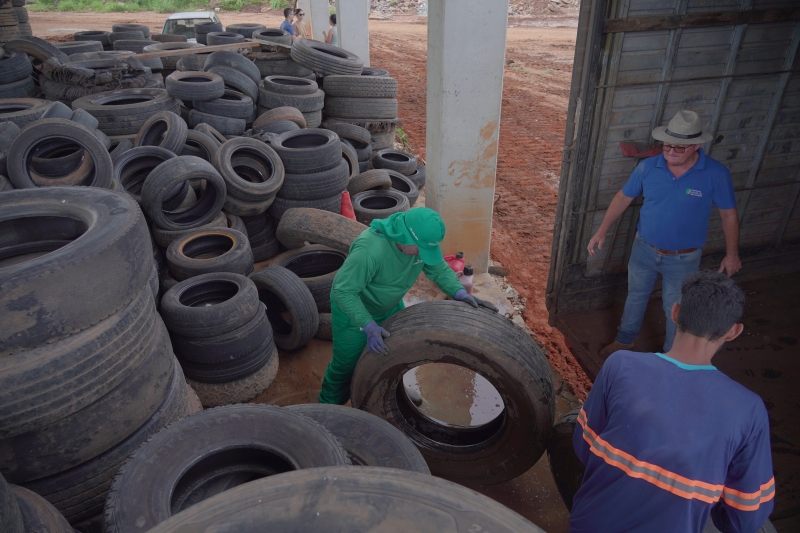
[29,0,285,13]
[269,0,290,8]
[395,127,411,152]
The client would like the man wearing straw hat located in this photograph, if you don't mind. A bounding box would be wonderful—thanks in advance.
[587,110,741,357]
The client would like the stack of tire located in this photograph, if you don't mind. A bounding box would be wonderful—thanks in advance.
[1,473,73,533]
[142,41,204,79]
[324,121,372,172]
[72,87,180,138]
[104,24,167,77]
[354,147,421,216]
[193,20,222,44]
[258,74,324,128]
[73,30,113,51]
[159,273,279,407]
[373,147,425,190]
[226,22,266,38]
[267,128,349,222]
[211,136,284,261]
[0,187,195,532]
[252,27,292,46]
[323,70,399,150]
[198,51,261,131]
[248,105,306,145]
[249,48,316,81]
[0,46,34,99]
[0,3,19,46]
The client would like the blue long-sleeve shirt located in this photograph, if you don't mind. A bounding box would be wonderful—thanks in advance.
[572,350,774,533]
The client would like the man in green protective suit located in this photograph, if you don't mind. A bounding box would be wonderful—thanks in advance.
[318,207,498,405]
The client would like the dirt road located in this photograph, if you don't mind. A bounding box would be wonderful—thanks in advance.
[30,11,591,399]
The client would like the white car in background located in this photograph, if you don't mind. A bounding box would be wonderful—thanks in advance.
[161,12,222,43]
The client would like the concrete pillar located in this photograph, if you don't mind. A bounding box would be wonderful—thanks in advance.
[425,0,509,273]
[335,0,371,67]
[307,0,330,42]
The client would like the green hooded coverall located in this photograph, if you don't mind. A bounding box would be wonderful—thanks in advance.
[318,210,465,405]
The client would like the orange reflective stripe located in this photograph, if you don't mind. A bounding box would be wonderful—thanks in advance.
[578,408,773,511]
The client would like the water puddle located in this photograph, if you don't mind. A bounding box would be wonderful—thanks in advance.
[402,363,504,427]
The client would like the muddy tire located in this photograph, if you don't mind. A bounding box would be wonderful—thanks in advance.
[249,266,318,351]
[253,106,306,129]
[269,245,346,312]
[134,111,188,154]
[351,300,555,485]
[141,467,544,533]
[347,168,391,196]
[0,187,151,358]
[276,207,366,253]
[10,486,72,533]
[352,189,409,224]
[166,228,253,281]
[103,401,351,533]
[315,312,333,340]
[186,348,278,407]
[387,169,419,207]
[165,71,225,102]
[288,404,431,472]
[279,159,349,201]
[0,474,23,533]
[21,357,189,524]
[0,325,175,483]
[547,408,583,512]
[290,38,363,76]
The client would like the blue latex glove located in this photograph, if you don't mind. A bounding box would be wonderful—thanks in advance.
[363,320,390,355]
[455,289,499,312]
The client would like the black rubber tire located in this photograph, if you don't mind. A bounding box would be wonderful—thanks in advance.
[151,209,226,247]
[341,138,359,178]
[347,137,372,163]
[253,53,313,78]
[352,189,409,225]
[301,109,322,128]
[139,467,544,533]
[165,71,225,102]
[270,128,341,174]
[0,187,151,357]
[547,408,583,512]
[257,85,323,113]
[324,96,398,120]
[249,266,318,351]
[357,160,369,173]
[109,137,134,163]
[407,164,426,188]
[166,227,253,281]
[70,108,100,130]
[142,155,226,231]
[3,36,68,62]
[287,404,431,472]
[9,485,72,533]
[370,129,395,150]
[0,324,175,483]
[213,137,284,203]
[225,23,266,38]
[324,121,371,144]
[108,30,145,44]
[160,271,260,338]
[194,21,222,37]
[347,168,391,196]
[0,473,24,533]
[254,119,299,135]
[72,89,180,135]
[315,312,332,340]
[205,65,258,102]
[112,23,150,38]
[193,122,228,144]
[56,40,104,54]
[205,31,245,45]
[73,30,111,48]
[225,211,246,233]
[323,74,398,98]
[193,89,253,120]
[178,51,213,71]
[187,109,246,136]
[360,67,390,77]
[275,207,365,253]
[28,143,85,179]
[253,106,306,129]
[112,38,155,54]
[179,129,220,161]
[151,33,187,43]
[142,42,204,70]
[267,193,341,222]
[133,110,188,154]
[39,101,71,121]
[202,50,261,86]
[269,244,346,312]
[352,300,555,485]
[103,404,350,533]
[0,76,35,99]
[0,98,50,128]
[173,311,273,382]
[21,354,189,524]
[114,146,176,204]
[290,38,363,76]
[387,169,419,207]
[261,75,318,95]
[373,148,417,175]
[279,158,349,201]
[0,7,18,23]
[0,49,31,84]
[252,28,291,46]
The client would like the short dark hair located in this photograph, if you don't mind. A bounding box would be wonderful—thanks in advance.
[677,270,745,341]
[284,7,293,18]
[330,13,336,24]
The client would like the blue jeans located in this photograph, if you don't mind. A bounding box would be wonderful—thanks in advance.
[616,234,702,351]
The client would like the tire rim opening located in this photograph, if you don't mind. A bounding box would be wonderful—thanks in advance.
[396,363,506,446]
[163,181,219,225]
[30,142,85,178]
[282,133,330,149]
[99,97,153,106]
[140,119,170,147]
[315,46,349,59]
[389,176,411,193]
[120,155,170,195]
[360,196,398,210]
[179,75,216,84]
[258,288,293,335]
[170,446,294,515]
[273,77,312,86]
[1,106,31,113]
[0,216,88,268]
[283,250,345,278]
[178,279,239,306]
[180,233,235,260]
[232,151,274,184]
[383,153,410,163]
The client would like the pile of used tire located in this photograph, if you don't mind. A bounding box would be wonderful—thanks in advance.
[0,0,29,45]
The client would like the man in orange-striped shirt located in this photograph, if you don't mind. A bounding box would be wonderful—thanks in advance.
[572,271,774,533]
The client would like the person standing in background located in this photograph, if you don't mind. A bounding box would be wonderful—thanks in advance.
[293,9,310,39]
[324,13,338,46]
[280,7,298,42]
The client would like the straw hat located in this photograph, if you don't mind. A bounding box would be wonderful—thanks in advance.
[652,110,712,144]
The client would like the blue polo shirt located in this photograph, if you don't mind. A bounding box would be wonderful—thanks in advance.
[280,20,295,35]
[622,149,736,250]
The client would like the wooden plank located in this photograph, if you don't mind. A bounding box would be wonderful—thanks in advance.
[126,39,277,60]
[604,7,800,33]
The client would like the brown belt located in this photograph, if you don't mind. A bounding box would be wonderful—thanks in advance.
[646,242,698,256]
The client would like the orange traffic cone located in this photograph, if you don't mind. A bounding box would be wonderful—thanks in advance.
[341,191,356,220]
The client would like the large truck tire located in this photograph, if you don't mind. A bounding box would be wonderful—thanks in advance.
[351,300,555,486]
[547,408,584,511]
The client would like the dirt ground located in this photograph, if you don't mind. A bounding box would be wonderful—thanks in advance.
[30,10,592,400]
